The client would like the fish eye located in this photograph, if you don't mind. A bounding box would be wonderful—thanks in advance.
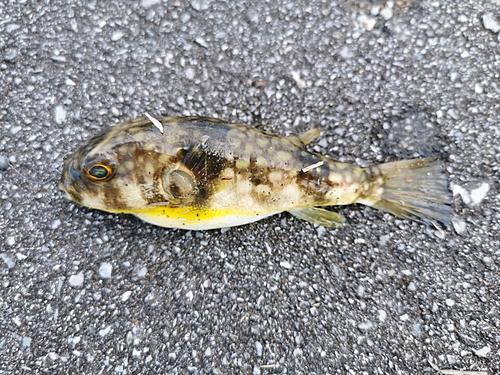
[85,163,113,181]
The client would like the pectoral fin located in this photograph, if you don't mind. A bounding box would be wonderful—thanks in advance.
[288,207,344,228]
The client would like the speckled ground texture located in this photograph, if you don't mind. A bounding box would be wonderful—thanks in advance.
[1,0,499,374]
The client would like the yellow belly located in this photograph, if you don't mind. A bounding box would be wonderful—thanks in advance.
[119,205,280,230]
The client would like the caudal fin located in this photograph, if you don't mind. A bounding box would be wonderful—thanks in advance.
[361,158,452,228]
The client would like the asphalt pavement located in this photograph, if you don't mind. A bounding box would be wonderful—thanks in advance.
[1,0,499,374]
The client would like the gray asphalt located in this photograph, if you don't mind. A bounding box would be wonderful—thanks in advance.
[1,0,499,374]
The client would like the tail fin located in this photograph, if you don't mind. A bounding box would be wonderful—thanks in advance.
[360,158,452,228]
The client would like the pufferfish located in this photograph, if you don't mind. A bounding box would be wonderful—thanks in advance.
[59,115,452,230]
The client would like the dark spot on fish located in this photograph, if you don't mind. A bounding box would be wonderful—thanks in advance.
[196,186,208,200]
[75,132,109,159]
[67,188,83,204]
[131,122,158,133]
[182,143,227,182]
[102,182,128,210]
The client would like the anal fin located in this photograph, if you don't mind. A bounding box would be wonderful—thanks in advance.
[288,207,344,228]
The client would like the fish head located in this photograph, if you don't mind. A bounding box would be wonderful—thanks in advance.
[59,132,119,209]
[59,118,184,213]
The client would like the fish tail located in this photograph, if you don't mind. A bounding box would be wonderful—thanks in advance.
[357,158,452,228]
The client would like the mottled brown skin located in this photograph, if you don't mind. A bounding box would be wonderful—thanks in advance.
[62,118,364,205]
[60,116,451,229]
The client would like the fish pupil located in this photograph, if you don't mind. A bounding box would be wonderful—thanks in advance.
[89,165,109,179]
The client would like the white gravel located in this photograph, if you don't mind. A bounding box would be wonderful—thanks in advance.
[0,0,498,373]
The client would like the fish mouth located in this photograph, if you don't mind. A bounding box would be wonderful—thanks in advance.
[58,173,74,200]
[58,165,70,193]
[59,158,78,199]
[59,187,74,201]
[58,173,83,204]
[57,178,65,192]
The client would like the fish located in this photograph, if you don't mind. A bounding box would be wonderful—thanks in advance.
[59,115,452,230]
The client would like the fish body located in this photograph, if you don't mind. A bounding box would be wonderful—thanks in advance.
[59,116,452,230]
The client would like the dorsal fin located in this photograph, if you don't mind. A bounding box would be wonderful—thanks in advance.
[286,128,321,147]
